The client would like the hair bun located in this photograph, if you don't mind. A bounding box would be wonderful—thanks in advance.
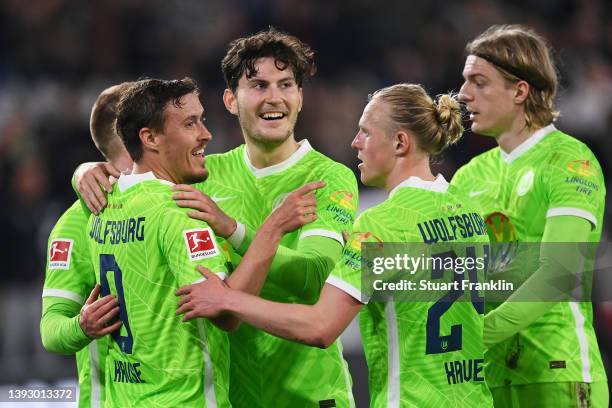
[434,94,463,148]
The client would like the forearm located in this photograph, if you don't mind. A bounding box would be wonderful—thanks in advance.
[484,215,591,347]
[223,289,330,347]
[40,298,91,354]
[226,224,283,296]
[232,230,342,300]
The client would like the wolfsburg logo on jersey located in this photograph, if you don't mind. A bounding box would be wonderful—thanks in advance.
[48,238,74,270]
[183,228,219,261]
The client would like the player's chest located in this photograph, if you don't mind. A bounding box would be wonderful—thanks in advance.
[476,164,548,240]
[203,173,313,224]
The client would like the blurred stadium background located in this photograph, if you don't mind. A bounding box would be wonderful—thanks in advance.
[0,1,611,406]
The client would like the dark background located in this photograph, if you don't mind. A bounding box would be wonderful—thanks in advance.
[0,1,610,406]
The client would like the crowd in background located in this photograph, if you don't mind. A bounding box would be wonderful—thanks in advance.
[0,0,610,387]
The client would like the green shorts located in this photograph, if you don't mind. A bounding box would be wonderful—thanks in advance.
[490,382,608,408]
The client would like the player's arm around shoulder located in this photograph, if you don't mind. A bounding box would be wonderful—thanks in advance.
[41,203,119,353]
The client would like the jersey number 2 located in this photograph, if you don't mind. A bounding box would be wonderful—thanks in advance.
[100,254,134,354]
[425,246,486,354]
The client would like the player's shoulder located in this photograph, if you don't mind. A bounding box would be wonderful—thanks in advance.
[452,147,501,182]
[545,128,599,160]
[304,148,357,183]
[52,200,89,232]
[205,145,245,170]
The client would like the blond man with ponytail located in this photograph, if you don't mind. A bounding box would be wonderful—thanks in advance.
[174,83,494,407]
[452,25,608,407]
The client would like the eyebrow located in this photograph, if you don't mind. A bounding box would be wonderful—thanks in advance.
[248,75,296,83]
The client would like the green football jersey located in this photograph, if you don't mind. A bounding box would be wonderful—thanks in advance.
[201,140,358,407]
[450,125,607,387]
[87,173,230,407]
[327,176,493,407]
[42,200,106,408]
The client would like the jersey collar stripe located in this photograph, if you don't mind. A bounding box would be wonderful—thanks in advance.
[569,302,592,382]
[389,174,449,197]
[546,207,597,229]
[299,229,344,245]
[243,139,313,178]
[41,289,84,304]
[117,172,174,192]
[500,123,556,164]
[197,319,218,407]
[325,276,367,304]
[385,301,400,408]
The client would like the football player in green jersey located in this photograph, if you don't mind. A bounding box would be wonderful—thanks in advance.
[188,28,358,408]
[41,82,134,407]
[176,83,494,407]
[452,25,608,407]
[91,77,318,407]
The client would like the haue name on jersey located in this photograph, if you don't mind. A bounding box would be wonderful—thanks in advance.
[417,212,487,244]
[444,358,485,385]
[89,216,145,245]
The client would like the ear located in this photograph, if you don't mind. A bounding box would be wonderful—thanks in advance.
[514,81,530,104]
[394,130,411,156]
[139,127,159,153]
[297,87,303,112]
[223,89,238,115]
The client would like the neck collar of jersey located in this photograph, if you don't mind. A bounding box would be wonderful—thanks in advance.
[118,171,174,192]
[244,139,313,178]
[389,174,449,197]
[500,123,556,164]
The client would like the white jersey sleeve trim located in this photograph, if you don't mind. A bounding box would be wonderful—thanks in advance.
[192,272,228,284]
[546,207,597,229]
[299,229,344,245]
[326,276,368,304]
[42,289,84,304]
[227,221,246,249]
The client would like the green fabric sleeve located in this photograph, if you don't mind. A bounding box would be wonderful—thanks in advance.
[233,227,342,302]
[483,215,592,347]
[40,297,91,355]
[266,235,342,302]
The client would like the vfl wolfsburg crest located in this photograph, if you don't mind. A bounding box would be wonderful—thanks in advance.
[516,169,534,196]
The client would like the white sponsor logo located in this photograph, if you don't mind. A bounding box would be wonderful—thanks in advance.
[469,189,488,197]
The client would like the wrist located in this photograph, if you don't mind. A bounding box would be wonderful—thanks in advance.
[259,219,284,242]
[221,288,241,315]
[222,218,237,239]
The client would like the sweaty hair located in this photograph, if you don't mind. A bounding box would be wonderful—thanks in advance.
[466,24,559,128]
[90,82,134,161]
[116,77,199,162]
[370,84,463,155]
[221,27,316,92]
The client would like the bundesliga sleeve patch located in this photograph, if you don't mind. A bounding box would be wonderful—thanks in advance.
[183,228,219,261]
[48,238,74,270]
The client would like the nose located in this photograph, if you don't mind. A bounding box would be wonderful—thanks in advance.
[265,84,283,103]
[458,82,472,103]
[199,122,212,141]
[351,132,362,150]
